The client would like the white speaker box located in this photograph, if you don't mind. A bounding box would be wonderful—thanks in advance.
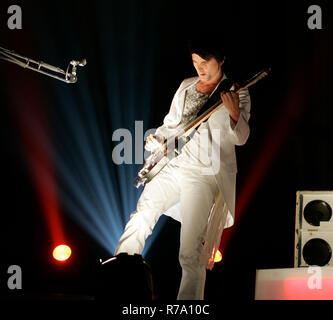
[295,191,333,267]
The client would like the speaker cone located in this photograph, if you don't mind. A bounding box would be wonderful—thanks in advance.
[304,200,332,226]
[303,238,332,266]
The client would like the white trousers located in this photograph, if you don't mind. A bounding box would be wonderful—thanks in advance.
[114,159,219,300]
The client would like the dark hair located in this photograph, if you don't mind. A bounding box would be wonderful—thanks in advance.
[188,39,225,63]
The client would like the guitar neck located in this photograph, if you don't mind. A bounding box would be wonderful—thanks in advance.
[181,100,224,138]
[175,68,271,140]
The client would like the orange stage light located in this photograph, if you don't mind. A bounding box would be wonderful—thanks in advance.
[53,244,72,262]
[214,250,222,263]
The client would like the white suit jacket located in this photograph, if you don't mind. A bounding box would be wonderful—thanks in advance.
[154,74,251,269]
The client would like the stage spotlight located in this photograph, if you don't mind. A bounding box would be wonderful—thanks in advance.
[53,244,72,262]
[214,250,222,263]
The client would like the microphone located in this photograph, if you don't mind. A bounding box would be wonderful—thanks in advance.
[65,59,87,83]
[70,59,87,67]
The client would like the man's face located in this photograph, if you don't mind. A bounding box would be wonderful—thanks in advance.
[192,53,223,82]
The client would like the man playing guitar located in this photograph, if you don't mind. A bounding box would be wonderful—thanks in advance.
[114,39,251,300]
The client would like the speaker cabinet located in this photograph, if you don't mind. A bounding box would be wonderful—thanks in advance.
[295,191,333,267]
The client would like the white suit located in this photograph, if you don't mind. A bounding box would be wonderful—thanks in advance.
[114,74,251,299]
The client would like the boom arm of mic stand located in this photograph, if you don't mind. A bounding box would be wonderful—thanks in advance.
[0,45,87,84]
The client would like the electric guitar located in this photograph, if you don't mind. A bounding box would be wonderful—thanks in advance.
[134,68,270,188]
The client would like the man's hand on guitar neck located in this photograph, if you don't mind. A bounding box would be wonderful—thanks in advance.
[221,87,240,123]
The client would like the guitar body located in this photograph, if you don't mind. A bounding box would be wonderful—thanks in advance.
[134,154,171,188]
[134,136,187,188]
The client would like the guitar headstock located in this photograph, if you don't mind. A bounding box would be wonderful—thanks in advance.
[259,67,271,79]
[238,67,271,91]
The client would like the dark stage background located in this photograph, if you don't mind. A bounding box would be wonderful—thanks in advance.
[0,0,332,306]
